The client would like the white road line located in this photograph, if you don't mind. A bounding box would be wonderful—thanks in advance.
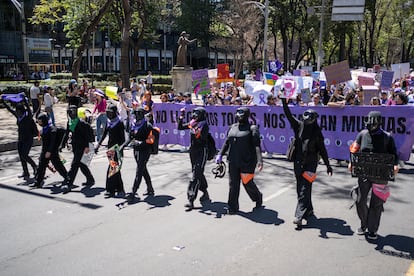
[0,175,20,182]
[263,187,290,202]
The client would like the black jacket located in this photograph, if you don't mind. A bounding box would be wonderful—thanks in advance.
[63,120,94,151]
[282,98,330,172]
[219,123,261,171]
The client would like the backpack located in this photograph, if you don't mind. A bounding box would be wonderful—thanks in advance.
[207,133,217,161]
[149,127,160,154]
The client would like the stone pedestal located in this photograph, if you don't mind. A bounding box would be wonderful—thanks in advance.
[170,66,193,94]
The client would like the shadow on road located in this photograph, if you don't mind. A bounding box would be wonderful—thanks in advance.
[375,234,414,260]
[238,207,285,225]
[198,201,228,218]
[144,194,175,209]
[196,201,285,225]
[0,182,102,209]
[80,186,106,198]
[301,217,354,238]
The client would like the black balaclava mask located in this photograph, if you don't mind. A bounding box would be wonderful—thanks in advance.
[192,107,206,122]
[67,105,78,120]
[134,107,145,122]
[364,111,382,134]
[303,109,318,125]
[15,103,25,118]
[235,107,250,124]
[37,112,49,127]
[106,104,118,120]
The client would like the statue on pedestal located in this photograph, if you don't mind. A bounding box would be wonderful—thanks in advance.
[176,31,197,67]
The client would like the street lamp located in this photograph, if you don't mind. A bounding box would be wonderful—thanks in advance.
[317,0,325,71]
[243,0,269,74]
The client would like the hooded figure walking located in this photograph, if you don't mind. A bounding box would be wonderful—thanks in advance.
[348,111,399,240]
[178,107,211,210]
[281,97,333,228]
[215,107,263,215]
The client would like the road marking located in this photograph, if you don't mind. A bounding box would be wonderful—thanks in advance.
[407,262,414,276]
[0,175,20,182]
[263,187,290,202]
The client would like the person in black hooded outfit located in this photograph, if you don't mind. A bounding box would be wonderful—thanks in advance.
[121,107,155,202]
[178,106,210,210]
[216,107,263,214]
[281,97,333,227]
[32,112,68,188]
[95,104,126,198]
[4,98,38,181]
[348,111,399,240]
[61,105,95,193]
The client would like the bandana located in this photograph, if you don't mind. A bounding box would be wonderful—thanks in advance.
[69,117,79,132]
[130,118,145,132]
[108,116,121,129]
[42,123,52,135]
[17,112,27,123]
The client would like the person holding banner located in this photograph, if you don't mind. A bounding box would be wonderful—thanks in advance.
[3,95,38,181]
[95,104,126,198]
[348,111,399,240]
[281,96,333,228]
[216,107,263,215]
[178,106,211,210]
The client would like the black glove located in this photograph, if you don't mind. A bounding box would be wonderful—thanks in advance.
[94,146,99,154]
[327,165,333,175]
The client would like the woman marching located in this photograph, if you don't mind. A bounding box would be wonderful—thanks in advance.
[281,95,333,228]
[3,95,38,181]
[120,107,155,202]
[177,107,210,210]
[95,104,126,198]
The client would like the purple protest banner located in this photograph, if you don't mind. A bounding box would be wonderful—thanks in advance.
[380,71,394,90]
[153,104,414,161]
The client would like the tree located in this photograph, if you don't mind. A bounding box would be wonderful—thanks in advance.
[31,0,114,80]
[176,0,216,68]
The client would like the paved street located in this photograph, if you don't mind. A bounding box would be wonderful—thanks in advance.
[0,143,413,275]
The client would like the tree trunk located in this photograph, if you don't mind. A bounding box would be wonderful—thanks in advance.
[71,0,114,80]
[120,0,133,88]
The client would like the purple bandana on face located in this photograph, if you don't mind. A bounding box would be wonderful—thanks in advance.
[108,116,121,129]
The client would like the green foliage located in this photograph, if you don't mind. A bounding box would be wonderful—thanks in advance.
[176,0,216,48]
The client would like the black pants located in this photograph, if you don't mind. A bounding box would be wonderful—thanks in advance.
[356,177,384,233]
[35,152,67,185]
[18,139,37,177]
[228,164,262,212]
[31,99,40,115]
[187,147,208,202]
[67,149,94,186]
[132,148,153,194]
[294,160,314,220]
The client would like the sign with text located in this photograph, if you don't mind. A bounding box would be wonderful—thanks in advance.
[324,60,352,86]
